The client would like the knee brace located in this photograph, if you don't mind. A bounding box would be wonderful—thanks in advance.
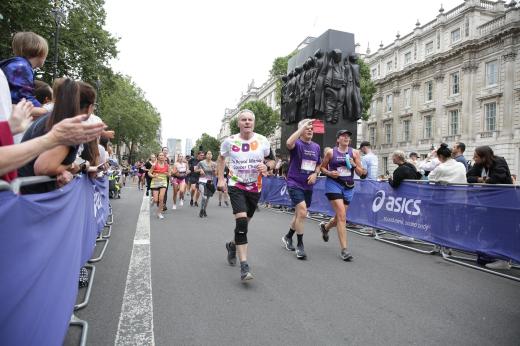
[234,217,249,245]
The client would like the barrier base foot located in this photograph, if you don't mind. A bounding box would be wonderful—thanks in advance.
[102,224,112,239]
[374,231,438,255]
[69,314,88,346]
[89,238,109,263]
[441,247,520,282]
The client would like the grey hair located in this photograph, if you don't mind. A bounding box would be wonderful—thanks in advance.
[392,150,406,162]
[237,109,255,120]
[297,119,310,129]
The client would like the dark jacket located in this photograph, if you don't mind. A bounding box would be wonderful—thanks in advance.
[467,156,512,184]
[389,162,421,188]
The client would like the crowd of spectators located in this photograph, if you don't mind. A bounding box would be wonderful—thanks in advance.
[0,32,109,190]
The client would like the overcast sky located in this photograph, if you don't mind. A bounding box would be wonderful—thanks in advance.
[104,0,462,146]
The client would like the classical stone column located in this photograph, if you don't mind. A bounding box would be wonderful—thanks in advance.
[502,49,517,137]
[433,69,445,144]
[461,60,478,141]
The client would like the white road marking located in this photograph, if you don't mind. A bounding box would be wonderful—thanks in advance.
[115,194,155,346]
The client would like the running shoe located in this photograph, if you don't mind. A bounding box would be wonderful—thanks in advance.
[158,213,164,220]
[179,199,184,207]
[203,210,207,217]
[282,236,295,251]
[146,191,149,196]
[226,242,237,266]
[340,249,353,261]
[320,222,329,242]
[240,263,253,281]
[219,202,222,207]
[163,206,167,211]
[224,201,229,207]
[190,199,193,206]
[199,209,204,218]
[194,202,199,207]
[295,245,307,260]
[172,204,177,210]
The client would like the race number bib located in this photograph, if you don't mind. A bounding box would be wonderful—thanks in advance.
[199,177,208,183]
[301,159,317,172]
[238,169,258,183]
[178,167,186,173]
[337,166,351,177]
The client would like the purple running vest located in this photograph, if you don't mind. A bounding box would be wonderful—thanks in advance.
[328,147,355,185]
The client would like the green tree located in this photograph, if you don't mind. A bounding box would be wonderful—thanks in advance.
[358,58,376,121]
[194,133,221,156]
[270,51,296,108]
[98,74,161,163]
[229,101,278,138]
[0,0,118,85]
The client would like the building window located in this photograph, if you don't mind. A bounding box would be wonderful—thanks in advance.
[385,123,392,144]
[404,88,411,108]
[371,68,377,78]
[387,61,392,73]
[451,28,461,43]
[403,120,410,142]
[449,109,459,135]
[424,116,432,138]
[425,81,433,102]
[484,102,496,131]
[485,60,498,87]
[386,94,393,112]
[451,72,460,95]
[382,157,388,175]
[425,41,434,56]
[369,127,376,146]
[371,100,377,115]
[404,52,412,65]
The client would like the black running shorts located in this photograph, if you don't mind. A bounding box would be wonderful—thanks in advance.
[228,186,260,218]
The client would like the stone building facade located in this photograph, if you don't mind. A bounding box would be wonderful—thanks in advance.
[363,0,520,177]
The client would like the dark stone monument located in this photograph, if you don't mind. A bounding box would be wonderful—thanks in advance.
[280,29,358,156]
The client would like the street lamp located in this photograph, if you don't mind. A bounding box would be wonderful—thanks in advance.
[51,1,65,80]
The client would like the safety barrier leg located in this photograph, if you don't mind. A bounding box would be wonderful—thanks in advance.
[347,226,378,237]
[69,314,88,346]
[374,230,439,255]
[88,236,109,263]
[440,247,520,282]
[102,224,112,239]
[75,264,95,310]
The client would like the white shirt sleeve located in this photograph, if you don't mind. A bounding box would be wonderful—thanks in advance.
[220,137,230,157]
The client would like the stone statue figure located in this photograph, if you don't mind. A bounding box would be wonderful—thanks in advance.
[280,75,288,122]
[348,53,363,121]
[342,56,353,121]
[295,65,304,123]
[285,71,298,124]
[299,59,314,119]
[304,57,317,118]
[313,49,328,116]
[323,49,345,124]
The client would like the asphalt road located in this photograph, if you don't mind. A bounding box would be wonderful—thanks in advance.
[66,182,520,346]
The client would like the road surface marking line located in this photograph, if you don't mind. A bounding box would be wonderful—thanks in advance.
[115,194,155,346]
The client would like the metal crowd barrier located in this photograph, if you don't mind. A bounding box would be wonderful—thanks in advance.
[261,177,520,282]
[0,173,117,345]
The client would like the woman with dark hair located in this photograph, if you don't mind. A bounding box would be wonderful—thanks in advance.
[467,146,513,184]
[18,78,83,193]
[467,145,514,270]
[427,143,466,184]
[77,82,100,173]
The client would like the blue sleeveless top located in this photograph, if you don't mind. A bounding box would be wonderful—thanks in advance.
[328,147,355,185]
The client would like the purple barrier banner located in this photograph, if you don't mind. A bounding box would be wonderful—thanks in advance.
[0,175,108,346]
[260,177,520,263]
[259,176,291,206]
